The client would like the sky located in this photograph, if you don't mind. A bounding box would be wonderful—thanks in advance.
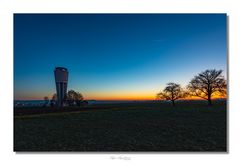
[14,14,227,100]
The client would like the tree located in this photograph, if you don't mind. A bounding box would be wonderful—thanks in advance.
[50,93,57,107]
[188,69,226,106]
[43,96,49,106]
[156,82,187,106]
[52,93,57,101]
[66,90,84,106]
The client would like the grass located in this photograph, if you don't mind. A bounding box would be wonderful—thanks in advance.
[14,100,227,152]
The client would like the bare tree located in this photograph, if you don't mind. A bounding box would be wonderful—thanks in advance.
[188,69,226,106]
[52,93,57,101]
[157,82,187,106]
[66,90,84,106]
[50,93,57,107]
[43,96,49,106]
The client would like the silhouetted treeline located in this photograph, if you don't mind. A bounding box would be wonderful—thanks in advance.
[157,69,227,106]
[44,90,87,107]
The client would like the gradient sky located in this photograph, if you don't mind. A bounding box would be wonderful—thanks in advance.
[14,14,227,100]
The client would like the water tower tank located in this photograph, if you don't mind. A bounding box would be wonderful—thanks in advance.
[54,67,68,106]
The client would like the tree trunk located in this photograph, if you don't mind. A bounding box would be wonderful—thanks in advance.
[208,95,212,106]
[171,100,175,106]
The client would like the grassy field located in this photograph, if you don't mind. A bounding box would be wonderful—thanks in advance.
[14,100,227,152]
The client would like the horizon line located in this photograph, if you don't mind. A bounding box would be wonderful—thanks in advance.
[14,98,227,101]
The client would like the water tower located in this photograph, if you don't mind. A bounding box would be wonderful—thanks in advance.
[54,67,68,106]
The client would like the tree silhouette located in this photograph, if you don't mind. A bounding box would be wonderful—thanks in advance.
[50,93,57,107]
[157,82,187,106]
[52,93,57,101]
[188,69,226,106]
[66,90,84,106]
[43,96,49,106]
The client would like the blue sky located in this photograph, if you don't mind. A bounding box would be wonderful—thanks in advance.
[14,14,227,100]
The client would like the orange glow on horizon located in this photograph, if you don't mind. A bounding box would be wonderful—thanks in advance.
[15,93,227,101]
[14,87,227,101]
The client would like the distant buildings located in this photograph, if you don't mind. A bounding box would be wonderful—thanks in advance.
[54,67,68,106]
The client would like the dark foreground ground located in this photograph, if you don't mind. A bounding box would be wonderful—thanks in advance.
[14,100,227,152]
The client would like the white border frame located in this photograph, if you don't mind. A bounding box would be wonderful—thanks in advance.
[1,0,240,164]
